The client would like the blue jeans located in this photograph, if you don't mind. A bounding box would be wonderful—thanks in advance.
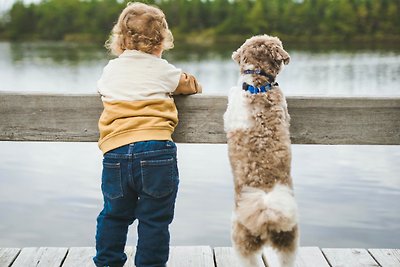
[93,141,179,267]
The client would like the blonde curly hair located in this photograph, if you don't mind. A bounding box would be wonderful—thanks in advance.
[105,2,174,56]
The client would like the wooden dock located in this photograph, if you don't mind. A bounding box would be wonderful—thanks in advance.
[1,246,399,267]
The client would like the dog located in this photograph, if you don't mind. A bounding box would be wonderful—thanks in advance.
[224,35,299,267]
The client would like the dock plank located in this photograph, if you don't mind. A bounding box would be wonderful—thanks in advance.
[322,248,379,267]
[62,247,134,267]
[0,248,20,267]
[168,246,214,267]
[214,247,264,267]
[369,249,400,267]
[263,248,280,267]
[36,248,68,267]
[295,247,331,267]
[62,247,95,267]
[10,247,67,267]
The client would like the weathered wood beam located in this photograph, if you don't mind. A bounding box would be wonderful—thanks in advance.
[0,92,399,145]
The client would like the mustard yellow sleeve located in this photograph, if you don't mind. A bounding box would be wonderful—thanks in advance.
[173,72,202,95]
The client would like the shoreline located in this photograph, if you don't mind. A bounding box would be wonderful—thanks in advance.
[1,32,400,49]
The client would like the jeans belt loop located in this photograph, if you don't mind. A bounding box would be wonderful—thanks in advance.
[128,143,135,155]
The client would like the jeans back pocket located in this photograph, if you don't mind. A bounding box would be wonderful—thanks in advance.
[141,158,178,198]
[102,162,123,199]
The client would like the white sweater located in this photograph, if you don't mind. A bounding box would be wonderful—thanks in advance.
[98,49,182,102]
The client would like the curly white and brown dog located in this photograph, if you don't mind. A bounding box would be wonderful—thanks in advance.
[224,34,299,267]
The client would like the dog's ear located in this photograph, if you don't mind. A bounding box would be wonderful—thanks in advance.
[232,48,241,64]
[271,45,290,65]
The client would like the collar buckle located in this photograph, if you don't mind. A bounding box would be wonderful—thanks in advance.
[242,82,278,94]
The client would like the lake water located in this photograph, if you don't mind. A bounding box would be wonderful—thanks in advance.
[0,41,399,249]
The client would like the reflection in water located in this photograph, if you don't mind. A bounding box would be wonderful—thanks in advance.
[1,41,399,96]
[0,142,399,248]
[0,42,399,248]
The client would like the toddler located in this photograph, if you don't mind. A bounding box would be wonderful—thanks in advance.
[93,2,202,267]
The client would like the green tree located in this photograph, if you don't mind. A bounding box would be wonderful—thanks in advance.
[245,0,268,35]
[1,0,399,43]
[216,0,249,35]
[7,1,37,40]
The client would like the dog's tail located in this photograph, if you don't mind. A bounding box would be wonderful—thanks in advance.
[235,184,298,234]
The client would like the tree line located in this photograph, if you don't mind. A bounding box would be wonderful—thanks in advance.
[0,0,399,43]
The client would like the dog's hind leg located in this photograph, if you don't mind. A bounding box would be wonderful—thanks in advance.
[232,219,264,267]
[270,225,299,267]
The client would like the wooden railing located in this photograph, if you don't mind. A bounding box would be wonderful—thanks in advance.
[0,92,399,145]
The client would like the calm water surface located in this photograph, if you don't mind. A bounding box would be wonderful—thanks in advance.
[1,42,400,96]
[0,42,399,248]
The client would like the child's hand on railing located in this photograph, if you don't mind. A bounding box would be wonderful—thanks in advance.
[173,72,202,95]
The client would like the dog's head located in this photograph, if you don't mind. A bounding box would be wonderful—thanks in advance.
[232,35,290,85]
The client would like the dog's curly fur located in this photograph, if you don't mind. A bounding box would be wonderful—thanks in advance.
[224,34,299,267]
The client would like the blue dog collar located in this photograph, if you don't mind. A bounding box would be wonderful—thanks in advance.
[242,82,278,94]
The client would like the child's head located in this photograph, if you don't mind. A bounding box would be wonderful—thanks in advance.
[106,2,174,56]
